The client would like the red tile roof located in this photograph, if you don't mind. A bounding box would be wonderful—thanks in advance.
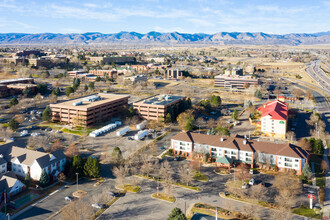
[257,100,288,120]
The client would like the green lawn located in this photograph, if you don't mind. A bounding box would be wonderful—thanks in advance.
[117,184,141,193]
[61,127,94,136]
[293,206,322,219]
[174,182,201,191]
[152,192,175,203]
[193,171,209,182]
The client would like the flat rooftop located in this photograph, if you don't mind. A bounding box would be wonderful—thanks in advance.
[50,93,130,110]
[134,94,185,106]
[0,78,33,84]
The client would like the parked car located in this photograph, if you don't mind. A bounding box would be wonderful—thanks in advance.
[160,146,166,150]
[249,178,255,186]
[65,196,72,202]
[9,137,15,141]
[31,132,40,136]
[242,182,248,189]
[174,156,180,161]
[45,128,52,131]
[249,169,254,175]
[108,192,118,197]
[91,203,105,209]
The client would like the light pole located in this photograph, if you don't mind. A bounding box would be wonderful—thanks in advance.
[233,164,236,182]
[76,173,79,191]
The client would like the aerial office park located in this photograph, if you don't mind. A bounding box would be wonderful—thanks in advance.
[0,46,327,220]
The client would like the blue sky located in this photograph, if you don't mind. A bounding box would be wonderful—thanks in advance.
[0,0,329,34]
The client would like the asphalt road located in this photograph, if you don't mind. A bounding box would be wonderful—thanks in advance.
[15,179,99,220]
[306,60,330,94]
[285,78,329,133]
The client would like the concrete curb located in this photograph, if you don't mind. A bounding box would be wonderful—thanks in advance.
[219,193,313,219]
[151,193,176,203]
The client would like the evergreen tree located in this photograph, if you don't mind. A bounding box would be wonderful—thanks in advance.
[95,76,101,82]
[72,155,84,175]
[42,106,52,121]
[9,97,19,107]
[24,173,30,186]
[92,158,100,178]
[65,87,74,96]
[184,118,195,131]
[165,113,172,124]
[83,157,93,177]
[8,118,19,130]
[84,84,88,92]
[210,95,221,108]
[168,207,187,220]
[232,109,239,121]
[254,90,262,99]
[302,163,312,179]
[89,82,95,90]
[111,147,123,165]
[39,170,50,187]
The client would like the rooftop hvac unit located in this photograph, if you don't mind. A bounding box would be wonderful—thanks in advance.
[73,101,83,106]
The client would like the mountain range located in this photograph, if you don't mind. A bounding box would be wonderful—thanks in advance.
[0,31,329,45]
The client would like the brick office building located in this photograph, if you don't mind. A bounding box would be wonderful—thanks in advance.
[133,94,186,121]
[89,69,117,78]
[50,93,129,127]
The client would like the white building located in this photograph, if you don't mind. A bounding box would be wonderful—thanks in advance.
[258,100,288,139]
[171,132,308,175]
[0,171,26,200]
[0,145,66,181]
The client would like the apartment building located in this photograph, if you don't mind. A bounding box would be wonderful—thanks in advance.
[258,100,288,139]
[214,75,259,89]
[0,171,26,200]
[171,132,308,175]
[133,95,186,121]
[0,144,66,181]
[89,69,117,78]
[50,93,129,127]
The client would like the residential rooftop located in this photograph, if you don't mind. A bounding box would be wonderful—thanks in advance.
[50,93,130,110]
[134,94,185,106]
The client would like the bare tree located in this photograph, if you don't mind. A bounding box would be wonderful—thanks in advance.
[51,138,64,152]
[298,138,311,151]
[286,131,296,142]
[242,205,256,220]
[159,160,173,182]
[235,163,251,181]
[61,200,95,220]
[178,164,193,186]
[207,118,216,129]
[113,165,129,186]
[321,160,329,174]
[195,117,205,131]
[250,184,268,201]
[65,143,79,158]
[274,173,302,208]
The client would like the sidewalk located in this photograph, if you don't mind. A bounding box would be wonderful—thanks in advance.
[322,148,330,219]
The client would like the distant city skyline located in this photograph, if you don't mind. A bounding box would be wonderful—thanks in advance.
[0,0,329,34]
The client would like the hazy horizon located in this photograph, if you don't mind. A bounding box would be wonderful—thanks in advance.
[0,0,329,35]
